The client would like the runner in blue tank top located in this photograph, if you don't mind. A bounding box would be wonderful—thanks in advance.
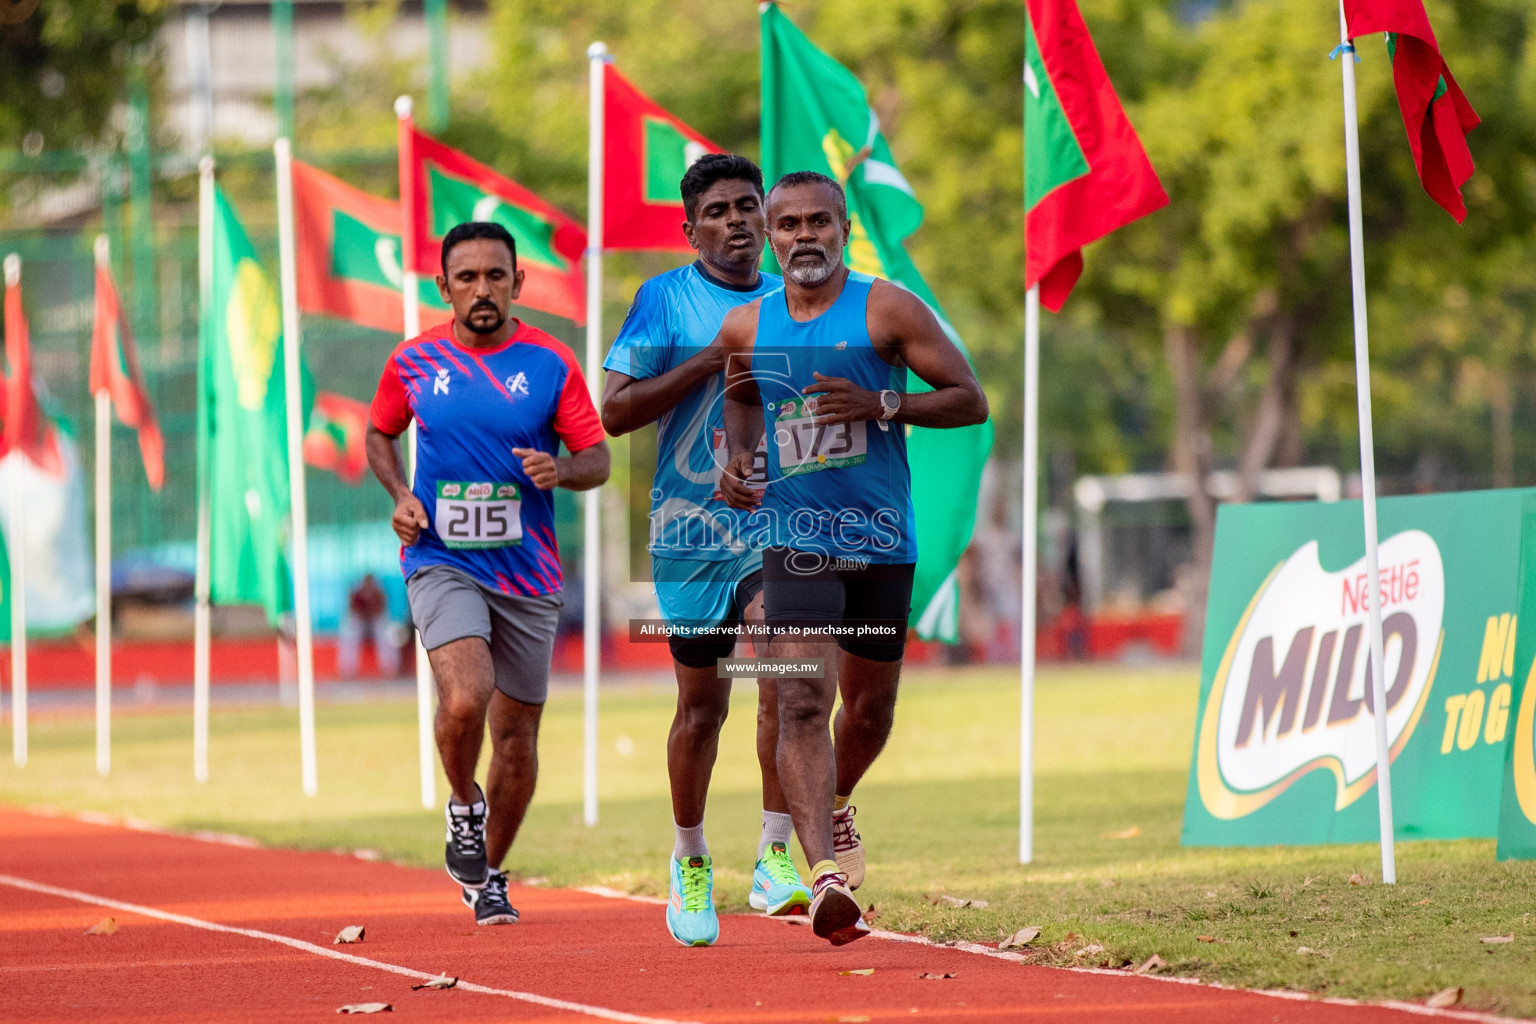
[599,155,810,947]
[717,172,988,945]
[367,223,610,928]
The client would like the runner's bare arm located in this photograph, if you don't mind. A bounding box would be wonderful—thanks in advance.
[366,422,429,545]
[719,301,764,511]
[600,341,728,435]
[805,281,988,429]
[513,440,610,492]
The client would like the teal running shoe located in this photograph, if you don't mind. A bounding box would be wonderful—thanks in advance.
[666,855,719,947]
[748,842,812,916]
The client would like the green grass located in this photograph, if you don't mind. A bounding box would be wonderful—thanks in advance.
[4,666,1535,1016]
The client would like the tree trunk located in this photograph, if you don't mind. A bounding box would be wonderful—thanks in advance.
[1165,323,1216,657]
[1232,315,1298,504]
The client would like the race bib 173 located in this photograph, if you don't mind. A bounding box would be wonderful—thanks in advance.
[435,481,522,549]
[772,396,868,478]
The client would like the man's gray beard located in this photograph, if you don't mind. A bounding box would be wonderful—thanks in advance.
[779,248,838,287]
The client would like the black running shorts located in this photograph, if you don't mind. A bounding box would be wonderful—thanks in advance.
[761,547,913,662]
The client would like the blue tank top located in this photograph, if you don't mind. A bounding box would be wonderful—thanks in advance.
[750,272,916,565]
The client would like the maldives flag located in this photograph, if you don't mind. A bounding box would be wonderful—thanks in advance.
[1343,0,1478,222]
[1024,0,1168,312]
[3,258,62,476]
[302,391,369,485]
[402,126,587,324]
[604,64,722,251]
[291,159,449,334]
[90,256,166,490]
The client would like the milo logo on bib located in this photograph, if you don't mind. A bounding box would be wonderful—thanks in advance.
[772,396,868,478]
[435,480,522,550]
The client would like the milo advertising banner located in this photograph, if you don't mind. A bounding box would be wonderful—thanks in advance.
[1496,497,1536,859]
[1184,489,1531,847]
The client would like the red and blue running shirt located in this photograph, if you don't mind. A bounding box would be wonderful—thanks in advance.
[369,320,604,596]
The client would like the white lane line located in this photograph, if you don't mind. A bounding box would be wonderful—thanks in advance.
[0,873,698,1024]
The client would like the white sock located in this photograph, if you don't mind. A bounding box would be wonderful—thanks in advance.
[758,810,794,861]
[673,820,708,860]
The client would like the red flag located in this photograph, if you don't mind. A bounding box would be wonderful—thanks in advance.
[1343,0,1478,222]
[302,391,369,485]
[1024,0,1168,312]
[90,256,165,490]
[402,125,587,324]
[3,259,62,476]
[290,159,452,335]
[603,65,723,251]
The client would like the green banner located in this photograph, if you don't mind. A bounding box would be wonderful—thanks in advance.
[1497,497,1536,859]
[1184,489,1531,846]
[200,187,311,626]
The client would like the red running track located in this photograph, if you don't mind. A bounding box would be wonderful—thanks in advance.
[0,808,1521,1024]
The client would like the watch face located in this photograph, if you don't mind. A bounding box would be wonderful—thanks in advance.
[881,390,899,412]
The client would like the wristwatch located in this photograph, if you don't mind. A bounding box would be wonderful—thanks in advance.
[876,389,900,433]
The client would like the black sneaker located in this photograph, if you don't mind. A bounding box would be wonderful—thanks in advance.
[444,784,488,887]
[462,869,519,925]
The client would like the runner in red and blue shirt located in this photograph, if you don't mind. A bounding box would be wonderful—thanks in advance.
[366,222,609,928]
[370,313,603,597]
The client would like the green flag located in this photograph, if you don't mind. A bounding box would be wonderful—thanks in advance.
[760,4,994,642]
[200,187,309,625]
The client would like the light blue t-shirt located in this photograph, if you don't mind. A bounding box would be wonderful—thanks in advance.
[603,262,782,561]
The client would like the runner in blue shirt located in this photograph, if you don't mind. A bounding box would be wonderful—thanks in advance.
[601,155,811,946]
[718,172,988,945]
[367,222,609,927]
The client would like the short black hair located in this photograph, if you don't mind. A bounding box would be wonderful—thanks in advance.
[441,221,517,275]
[767,171,847,220]
[680,153,765,222]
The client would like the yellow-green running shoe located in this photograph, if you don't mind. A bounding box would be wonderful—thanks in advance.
[749,842,812,916]
[666,855,719,947]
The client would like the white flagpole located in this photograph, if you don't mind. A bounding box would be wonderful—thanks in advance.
[4,253,27,769]
[1019,285,1039,864]
[396,94,436,812]
[194,156,214,784]
[93,236,114,777]
[1337,0,1396,885]
[275,137,319,797]
[582,41,609,829]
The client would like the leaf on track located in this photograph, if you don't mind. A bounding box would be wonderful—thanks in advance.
[1348,873,1369,886]
[860,903,881,925]
[1480,934,1514,944]
[84,917,118,936]
[838,968,874,976]
[999,926,1041,950]
[1134,954,1167,975]
[916,972,957,980]
[828,1017,871,1023]
[411,974,458,990]
[931,894,988,909]
[336,1003,392,1014]
[334,925,366,944]
[1101,826,1142,840]
[1426,987,1463,1008]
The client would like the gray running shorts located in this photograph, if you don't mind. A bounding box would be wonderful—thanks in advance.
[406,564,564,705]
